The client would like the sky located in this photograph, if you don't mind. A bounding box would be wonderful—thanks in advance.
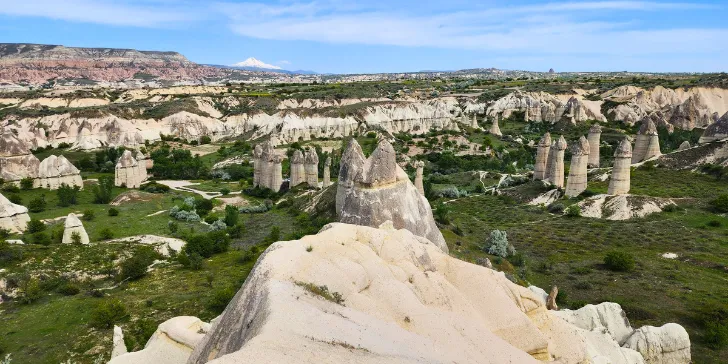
[0,0,727,74]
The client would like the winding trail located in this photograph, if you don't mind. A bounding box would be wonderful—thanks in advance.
[156,180,241,200]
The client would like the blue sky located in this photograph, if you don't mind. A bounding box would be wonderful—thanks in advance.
[1,0,727,74]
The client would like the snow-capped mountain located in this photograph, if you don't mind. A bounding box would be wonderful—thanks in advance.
[231,57,282,70]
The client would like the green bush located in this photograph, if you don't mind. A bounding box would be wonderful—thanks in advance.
[696,304,728,349]
[0,240,23,266]
[710,194,728,213]
[547,203,565,214]
[27,196,47,213]
[82,209,95,221]
[224,205,239,227]
[70,231,82,245]
[33,232,51,246]
[57,282,81,296]
[565,205,581,217]
[7,194,22,205]
[90,299,128,329]
[220,187,230,195]
[26,219,46,234]
[20,278,42,304]
[208,286,236,314]
[57,184,80,207]
[20,177,34,190]
[184,230,230,258]
[93,176,114,204]
[99,228,114,240]
[604,251,636,272]
[118,249,158,281]
[108,208,119,216]
[485,230,516,258]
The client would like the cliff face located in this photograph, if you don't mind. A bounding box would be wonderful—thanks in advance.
[0,43,191,64]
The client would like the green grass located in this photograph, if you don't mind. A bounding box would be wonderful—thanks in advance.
[587,167,728,199]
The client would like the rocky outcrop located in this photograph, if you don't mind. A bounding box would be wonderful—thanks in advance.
[490,115,503,136]
[546,136,567,188]
[565,136,589,198]
[413,160,425,195]
[37,155,83,190]
[609,139,632,195]
[677,141,691,151]
[623,324,691,364]
[699,111,728,143]
[111,326,128,358]
[533,133,551,181]
[134,150,150,179]
[115,150,145,188]
[486,91,606,124]
[62,213,89,245]
[0,192,30,233]
[304,148,319,188]
[184,222,658,364]
[587,124,602,167]
[632,119,660,163]
[322,156,332,188]
[289,150,306,187]
[336,139,447,253]
[0,132,41,183]
[553,303,635,345]
[108,316,211,364]
[252,142,282,192]
[577,195,674,220]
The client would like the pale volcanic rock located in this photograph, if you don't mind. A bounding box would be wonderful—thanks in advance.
[553,303,635,345]
[608,139,632,195]
[0,132,41,182]
[632,119,660,163]
[577,194,674,220]
[546,136,567,188]
[111,326,128,358]
[489,115,503,136]
[699,111,728,143]
[533,133,551,181]
[252,144,262,187]
[134,150,150,179]
[304,147,320,187]
[413,160,425,195]
[486,91,606,124]
[37,155,83,190]
[587,124,602,167]
[115,150,145,188]
[322,156,332,188]
[565,136,589,198]
[336,139,448,253]
[289,149,306,187]
[186,222,648,364]
[0,192,31,233]
[253,142,283,192]
[623,324,691,364]
[62,213,89,245]
[108,316,211,364]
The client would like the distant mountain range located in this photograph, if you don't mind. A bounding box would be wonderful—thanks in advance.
[212,57,317,75]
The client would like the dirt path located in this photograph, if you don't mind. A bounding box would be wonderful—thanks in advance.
[156,180,241,200]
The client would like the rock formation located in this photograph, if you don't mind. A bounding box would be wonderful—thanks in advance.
[0,192,31,233]
[304,147,319,187]
[109,316,211,364]
[486,91,606,123]
[0,132,41,183]
[62,213,89,245]
[546,286,558,310]
[111,326,127,359]
[546,136,567,188]
[578,195,674,220]
[533,133,551,181]
[252,141,282,192]
[608,139,633,195]
[490,115,503,137]
[677,141,691,151]
[134,150,150,178]
[289,149,306,187]
[471,113,479,128]
[699,111,728,143]
[632,119,661,163]
[413,160,425,195]
[181,222,670,364]
[115,150,145,188]
[322,156,332,188]
[565,136,590,197]
[336,139,448,252]
[37,155,83,190]
[587,124,602,167]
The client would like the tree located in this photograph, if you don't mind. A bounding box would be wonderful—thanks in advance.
[57,184,80,207]
[224,205,239,227]
[26,219,46,234]
[90,300,128,329]
[710,194,728,213]
[93,176,114,204]
[20,177,34,190]
[27,196,47,213]
[485,230,515,258]
[71,231,82,245]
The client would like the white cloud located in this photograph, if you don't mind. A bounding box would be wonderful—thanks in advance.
[0,0,199,27]
[279,60,292,65]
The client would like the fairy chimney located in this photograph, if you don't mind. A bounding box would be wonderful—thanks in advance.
[322,156,332,188]
[608,139,632,195]
[289,150,306,187]
[533,133,551,181]
[413,160,425,195]
[304,148,319,188]
[565,136,590,198]
[632,119,660,163]
[587,124,602,168]
[546,136,567,188]
[490,115,503,137]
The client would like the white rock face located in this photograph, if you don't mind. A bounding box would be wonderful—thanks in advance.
[587,124,602,168]
[108,316,211,364]
[565,136,589,198]
[62,213,89,244]
[289,150,306,187]
[252,141,282,192]
[322,156,332,188]
[111,326,128,358]
[184,222,653,364]
[37,155,83,190]
[304,147,319,188]
[546,136,567,188]
[533,133,551,181]
[115,150,145,188]
[632,119,661,164]
[553,303,635,345]
[577,194,674,220]
[486,91,606,124]
[699,111,728,143]
[336,139,448,253]
[0,132,41,183]
[413,160,425,195]
[489,115,503,136]
[623,324,691,364]
[0,192,31,233]
[608,139,632,196]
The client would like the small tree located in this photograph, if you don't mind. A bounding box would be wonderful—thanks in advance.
[93,176,114,204]
[710,194,728,213]
[565,205,581,217]
[27,196,47,213]
[108,208,119,216]
[57,183,80,207]
[82,209,95,221]
[26,219,46,234]
[90,299,128,329]
[71,231,82,245]
[99,228,114,240]
[20,177,34,190]
[224,205,239,227]
[604,251,636,272]
[485,230,516,258]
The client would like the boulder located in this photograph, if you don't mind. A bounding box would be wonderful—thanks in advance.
[108,316,211,364]
[677,141,691,151]
[111,326,128,358]
[37,155,83,190]
[186,222,647,364]
[552,303,634,345]
[62,213,89,245]
[115,150,145,188]
[622,324,691,364]
[0,192,31,233]
[336,139,448,253]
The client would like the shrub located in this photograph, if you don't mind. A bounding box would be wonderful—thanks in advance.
[209,219,227,231]
[485,230,516,258]
[565,205,581,217]
[119,249,158,281]
[19,177,34,190]
[199,135,212,145]
[56,184,80,207]
[239,204,271,214]
[99,228,114,240]
[0,240,23,266]
[208,286,236,314]
[710,194,728,213]
[2,184,19,193]
[0,228,9,240]
[7,194,22,205]
[227,224,243,238]
[82,209,95,221]
[57,282,81,296]
[27,196,47,213]
[707,220,723,228]
[167,221,179,234]
[194,199,213,217]
[662,204,679,212]
[20,278,42,304]
[264,226,280,244]
[224,205,239,227]
[204,214,218,224]
[90,299,128,329]
[184,230,230,258]
[220,187,230,196]
[33,232,51,246]
[508,252,526,267]
[70,231,82,245]
[696,304,728,349]
[139,182,170,193]
[547,203,565,214]
[93,176,115,204]
[26,219,46,234]
[604,251,636,272]
[108,208,119,216]
[169,206,201,222]
[434,202,450,225]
